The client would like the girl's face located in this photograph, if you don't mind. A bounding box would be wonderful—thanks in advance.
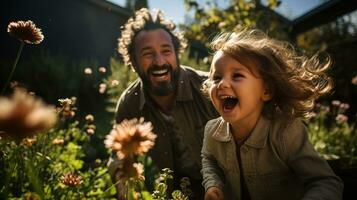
[209,51,272,128]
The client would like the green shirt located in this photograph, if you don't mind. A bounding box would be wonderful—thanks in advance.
[202,115,343,200]
[114,65,218,182]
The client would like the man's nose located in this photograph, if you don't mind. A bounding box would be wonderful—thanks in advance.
[153,53,165,66]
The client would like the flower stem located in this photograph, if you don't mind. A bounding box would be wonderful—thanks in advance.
[1,41,24,95]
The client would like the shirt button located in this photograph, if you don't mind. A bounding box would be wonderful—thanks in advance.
[241,146,248,153]
[246,175,253,183]
[162,132,166,136]
[164,151,168,155]
[134,92,138,95]
[180,81,184,84]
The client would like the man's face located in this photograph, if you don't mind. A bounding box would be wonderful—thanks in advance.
[132,29,179,96]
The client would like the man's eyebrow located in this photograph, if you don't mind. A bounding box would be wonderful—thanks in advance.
[140,46,153,53]
[140,44,173,53]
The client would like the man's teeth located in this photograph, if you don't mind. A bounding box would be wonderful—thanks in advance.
[152,69,168,75]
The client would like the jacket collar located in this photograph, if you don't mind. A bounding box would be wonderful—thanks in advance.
[211,116,270,149]
[138,66,193,110]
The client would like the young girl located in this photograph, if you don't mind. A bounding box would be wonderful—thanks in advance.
[201,29,343,200]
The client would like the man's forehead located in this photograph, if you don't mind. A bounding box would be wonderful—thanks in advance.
[134,29,174,49]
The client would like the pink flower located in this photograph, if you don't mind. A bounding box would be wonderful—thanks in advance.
[352,75,357,85]
[335,114,348,124]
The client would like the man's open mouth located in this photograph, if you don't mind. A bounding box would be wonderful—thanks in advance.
[151,68,169,77]
[222,96,238,112]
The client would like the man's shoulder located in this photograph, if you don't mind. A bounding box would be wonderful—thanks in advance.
[181,65,209,82]
[116,79,142,115]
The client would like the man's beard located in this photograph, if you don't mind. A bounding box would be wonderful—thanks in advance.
[138,63,180,96]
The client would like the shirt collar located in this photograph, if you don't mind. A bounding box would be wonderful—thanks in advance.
[211,115,270,149]
[138,65,193,110]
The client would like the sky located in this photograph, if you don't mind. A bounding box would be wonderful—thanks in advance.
[107,0,329,24]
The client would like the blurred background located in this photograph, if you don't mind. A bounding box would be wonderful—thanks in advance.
[1,0,357,198]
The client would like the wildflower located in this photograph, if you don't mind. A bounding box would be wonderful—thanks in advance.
[23,192,41,200]
[85,114,94,123]
[352,75,357,85]
[7,20,44,44]
[84,68,92,75]
[10,81,19,89]
[99,83,107,94]
[339,103,350,111]
[104,117,156,159]
[335,114,348,124]
[111,80,119,86]
[0,88,57,141]
[52,138,64,145]
[98,67,106,73]
[22,137,37,147]
[331,100,341,107]
[57,98,76,119]
[117,161,145,181]
[86,128,95,136]
[60,172,82,187]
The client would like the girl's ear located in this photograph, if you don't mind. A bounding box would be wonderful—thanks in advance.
[262,85,273,101]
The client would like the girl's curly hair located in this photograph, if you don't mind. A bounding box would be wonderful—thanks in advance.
[117,8,187,68]
[204,29,333,119]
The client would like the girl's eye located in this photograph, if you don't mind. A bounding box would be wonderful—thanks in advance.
[233,73,244,80]
[212,75,221,83]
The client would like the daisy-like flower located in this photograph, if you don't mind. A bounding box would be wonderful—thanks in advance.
[86,128,95,136]
[0,88,57,141]
[85,114,94,123]
[60,172,82,187]
[7,20,44,44]
[22,137,37,147]
[111,80,119,86]
[98,67,107,73]
[99,83,107,94]
[104,117,156,159]
[336,114,348,124]
[84,67,92,75]
[52,138,64,145]
[352,75,357,85]
[57,98,77,119]
[116,161,145,181]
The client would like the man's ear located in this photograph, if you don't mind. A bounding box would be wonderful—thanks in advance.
[130,58,138,73]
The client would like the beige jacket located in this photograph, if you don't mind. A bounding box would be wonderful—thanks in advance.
[201,115,343,200]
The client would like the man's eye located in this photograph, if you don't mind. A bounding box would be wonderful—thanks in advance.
[162,49,171,55]
[143,52,153,57]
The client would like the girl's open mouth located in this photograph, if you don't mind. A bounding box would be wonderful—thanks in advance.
[222,96,238,112]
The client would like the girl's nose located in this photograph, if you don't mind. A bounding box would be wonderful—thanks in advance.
[217,78,229,89]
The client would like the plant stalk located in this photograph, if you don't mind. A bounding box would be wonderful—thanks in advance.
[1,41,24,95]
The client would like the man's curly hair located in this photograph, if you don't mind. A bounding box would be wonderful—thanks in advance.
[203,28,333,119]
[118,8,187,69]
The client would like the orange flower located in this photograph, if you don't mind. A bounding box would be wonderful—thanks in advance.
[22,137,37,147]
[116,161,145,181]
[7,20,44,44]
[52,138,64,145]
[104,118,156,159]
[60,172,82,187]
[0,88,57,141]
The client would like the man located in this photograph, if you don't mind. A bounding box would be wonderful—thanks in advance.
[110,8,218,199]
